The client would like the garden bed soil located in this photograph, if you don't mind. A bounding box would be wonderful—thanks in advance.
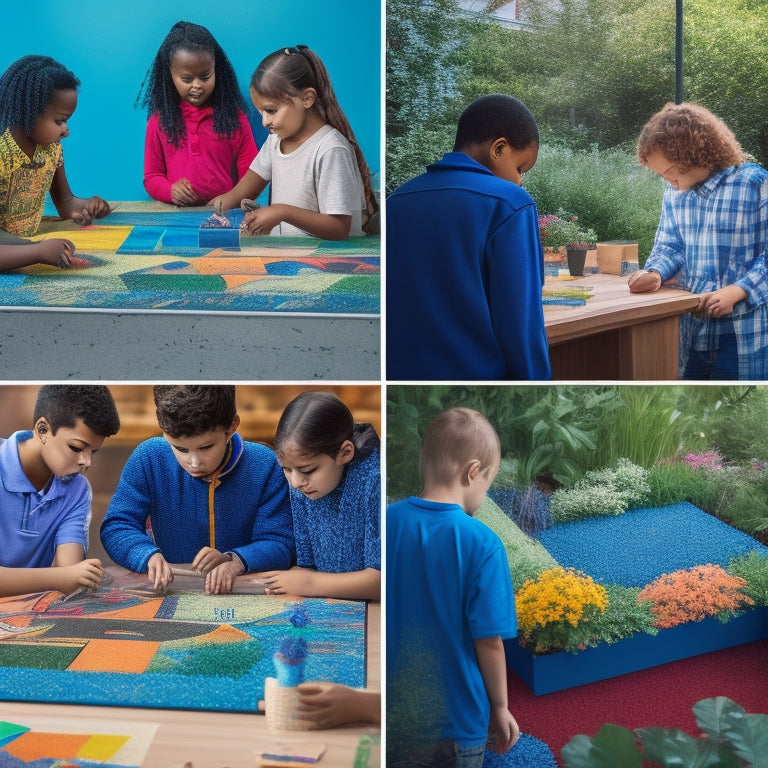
[505,606,768,696]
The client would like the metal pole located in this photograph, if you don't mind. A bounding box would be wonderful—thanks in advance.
[675,0,683,103]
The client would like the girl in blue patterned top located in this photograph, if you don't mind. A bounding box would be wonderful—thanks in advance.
[629,102,768,380]
[266,391,380,601]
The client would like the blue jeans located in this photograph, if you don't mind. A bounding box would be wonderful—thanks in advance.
[455,744,486,768]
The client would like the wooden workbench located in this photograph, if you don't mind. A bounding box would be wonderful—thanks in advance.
[0,589,380,768]
[544,273,699,380]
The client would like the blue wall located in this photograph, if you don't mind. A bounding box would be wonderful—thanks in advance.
[1,0,381,200]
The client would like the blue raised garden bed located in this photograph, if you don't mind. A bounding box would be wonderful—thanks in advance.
[505,605,768,696]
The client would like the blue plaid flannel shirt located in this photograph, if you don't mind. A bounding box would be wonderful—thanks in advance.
[644,162,768,379]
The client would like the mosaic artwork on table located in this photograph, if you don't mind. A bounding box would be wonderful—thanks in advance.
[0,205,379,314]
[0,716,158,768]
[0,586,366,713]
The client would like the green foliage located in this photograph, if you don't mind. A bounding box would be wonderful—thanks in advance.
[704,386,768,464]
[728,551,768,607]
[563,697,768,768]
[386,385,615,501]
[588,584,658,646]
[475,497,557,591]
[525,144,664,263]
[645,461,706,508]
[550,459,650,523]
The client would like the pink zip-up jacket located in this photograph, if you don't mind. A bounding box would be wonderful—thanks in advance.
[143,100,257,204]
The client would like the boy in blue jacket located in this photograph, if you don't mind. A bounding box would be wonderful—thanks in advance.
[386,94,551,381]
[100,385,293,594]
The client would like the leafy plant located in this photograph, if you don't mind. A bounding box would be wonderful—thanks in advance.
[587,584,658,646]
[475,497,557,590]
[515,567,608,654]
[728,551,768,607]
[550,459,650,523]
[637,565,753,629]
[539,210,598,249]
[487,484,552,535]
[562,696,768,768]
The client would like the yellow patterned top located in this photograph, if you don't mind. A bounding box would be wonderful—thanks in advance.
[0,128,62,236]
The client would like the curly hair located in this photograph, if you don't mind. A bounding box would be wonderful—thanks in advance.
[251,46,380,235]
[637,102,745,172]
[34,385,120,438]
[0,55,80,135]
[136,21,247,148]
[153,385,236,438]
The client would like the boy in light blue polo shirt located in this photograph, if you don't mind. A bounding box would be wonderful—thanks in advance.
[387,407,519,768]
[0,385,120,597]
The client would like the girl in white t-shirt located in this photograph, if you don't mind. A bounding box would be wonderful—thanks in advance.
[210,45,378,239]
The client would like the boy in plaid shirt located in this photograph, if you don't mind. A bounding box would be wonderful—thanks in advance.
[629,102,768,380]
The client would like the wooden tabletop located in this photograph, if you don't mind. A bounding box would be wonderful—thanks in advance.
[0,573,381,768]
[544,273,699,345]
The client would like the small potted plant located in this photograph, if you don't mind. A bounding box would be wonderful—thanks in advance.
[538,210,597,275]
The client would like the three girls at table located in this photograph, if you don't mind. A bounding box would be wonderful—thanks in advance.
[0,22,378,272]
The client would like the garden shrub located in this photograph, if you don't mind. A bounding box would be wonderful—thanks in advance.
[475,497,557,591]
[550,484,625,522]
[515,567,608,654]
[550,459,649,523]
[645,460,708,508]
[487,484,553,535]
[637,565,753,629]
[588,583,658,645]
[728,551,768,607]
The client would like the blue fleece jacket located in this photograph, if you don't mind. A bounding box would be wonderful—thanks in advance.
[386,151,551,380]
[100,435,293,573]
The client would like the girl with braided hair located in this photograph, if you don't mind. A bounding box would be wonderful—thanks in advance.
[210,45,379,239]
[138,21,258,206]
[0,55,110,270]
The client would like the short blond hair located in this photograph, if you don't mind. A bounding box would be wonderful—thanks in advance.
[419,407,501,485]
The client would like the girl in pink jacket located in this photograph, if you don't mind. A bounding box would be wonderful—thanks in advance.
[137,21,257,206]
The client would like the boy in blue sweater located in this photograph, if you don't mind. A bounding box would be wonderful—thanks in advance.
[0,385,120,597]
[386,94,551,381]
[387,407,519,767]
[100,385,293,594]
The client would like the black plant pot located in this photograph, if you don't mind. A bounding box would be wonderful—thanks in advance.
[566,247,587,276]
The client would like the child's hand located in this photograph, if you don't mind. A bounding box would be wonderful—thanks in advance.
[171,178,201,207]
[296,683,379,729]
[628,269,662,293]
[696,284,748,317]
[204,559,243,595]
[241,205,283,236]
[191,546,231,574]
[262,567,312,596]
[70,196,111,225]
[57,558,105,594]
[147,552,173,593]
[37,238,76,268]
[487,707,520,755]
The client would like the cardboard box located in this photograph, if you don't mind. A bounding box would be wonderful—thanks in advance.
[597,241,638,275]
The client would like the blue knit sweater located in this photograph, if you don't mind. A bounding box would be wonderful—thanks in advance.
[100,435,293,573]
[291,446,380,572]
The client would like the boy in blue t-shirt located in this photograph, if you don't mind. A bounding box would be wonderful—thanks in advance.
[100,385,293,595]
[386,94,551,381]
[387,407,519,767]
[0,385,120,597]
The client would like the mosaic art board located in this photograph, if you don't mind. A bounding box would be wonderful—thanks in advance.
[0,716,157,768]
[0,586,366,713]
[0,206,379,314]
